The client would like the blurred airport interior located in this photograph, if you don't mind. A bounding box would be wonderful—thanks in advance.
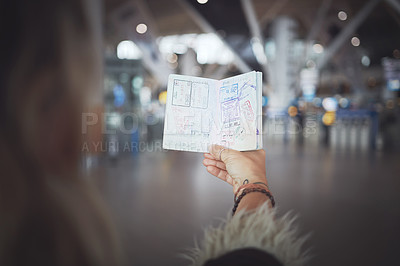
[82,0,400,265]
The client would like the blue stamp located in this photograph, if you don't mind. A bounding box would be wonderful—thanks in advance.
[220,83,238,102]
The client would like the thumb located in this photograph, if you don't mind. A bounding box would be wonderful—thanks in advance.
[209,144,236,163]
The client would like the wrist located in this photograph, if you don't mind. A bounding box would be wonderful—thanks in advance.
[235,182,271,200]
[245,174,267,183]
[238,177,268,189]
[232,186,275,215]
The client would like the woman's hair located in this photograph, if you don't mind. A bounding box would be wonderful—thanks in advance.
[0,0,121,265]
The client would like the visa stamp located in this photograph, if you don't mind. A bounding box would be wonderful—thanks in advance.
[241,100,255,121]
[172,79,191,107]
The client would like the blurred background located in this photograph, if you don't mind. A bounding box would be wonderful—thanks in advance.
[83,0,400,265]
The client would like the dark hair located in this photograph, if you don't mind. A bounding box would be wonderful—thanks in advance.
[0,0,121,265]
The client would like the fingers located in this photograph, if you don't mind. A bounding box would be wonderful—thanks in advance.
[203,153,215,159]
[208,145,225,161]
[202,158,226,170]
[203,154,229,184]
[225,173,233,185]
[208,144,237,162]
[206,166,232,185]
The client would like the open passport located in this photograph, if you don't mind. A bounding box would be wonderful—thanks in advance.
[162,71,263,152]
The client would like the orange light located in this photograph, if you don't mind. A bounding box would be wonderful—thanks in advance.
[159,91,167,105]
[322,111,335,126]
[288,106,298,117]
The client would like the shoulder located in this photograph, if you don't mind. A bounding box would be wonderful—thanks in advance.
[183,202,310,266]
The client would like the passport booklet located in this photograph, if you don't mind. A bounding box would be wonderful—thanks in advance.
[163,71,263,152]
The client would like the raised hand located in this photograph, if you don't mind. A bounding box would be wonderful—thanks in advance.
[203,145,268,194]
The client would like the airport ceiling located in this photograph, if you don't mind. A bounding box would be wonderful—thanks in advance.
[105,0,400,67]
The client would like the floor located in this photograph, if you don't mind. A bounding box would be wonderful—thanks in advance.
[91,138,400,266]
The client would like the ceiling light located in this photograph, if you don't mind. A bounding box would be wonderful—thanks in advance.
[361,55,370,66]
[312,43,324,53]
[136,23,147,34]
[167,53,178,64]
[338,11,347,21]
[197,0,208,4]
[322,97,338,112]
[168,62,179,70]
[117,40,142,60]
[351,37,360,47]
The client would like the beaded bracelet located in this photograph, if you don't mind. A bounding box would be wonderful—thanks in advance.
[232,187,275,216]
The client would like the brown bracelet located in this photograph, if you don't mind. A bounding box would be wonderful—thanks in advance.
[234,183,270,201]
[232,187,275,216]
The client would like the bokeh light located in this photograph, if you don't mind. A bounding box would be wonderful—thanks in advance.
[338,11,347,21]
[351,37,360,47]
[117,40,142,60]
[136,23,148,34]
[312,43,324,54]
[288,106,298,117]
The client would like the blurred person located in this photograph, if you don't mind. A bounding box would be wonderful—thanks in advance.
[0,0,308,266]
[0,0,121,265]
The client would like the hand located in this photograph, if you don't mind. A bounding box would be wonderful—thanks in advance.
[203,145,268,194]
